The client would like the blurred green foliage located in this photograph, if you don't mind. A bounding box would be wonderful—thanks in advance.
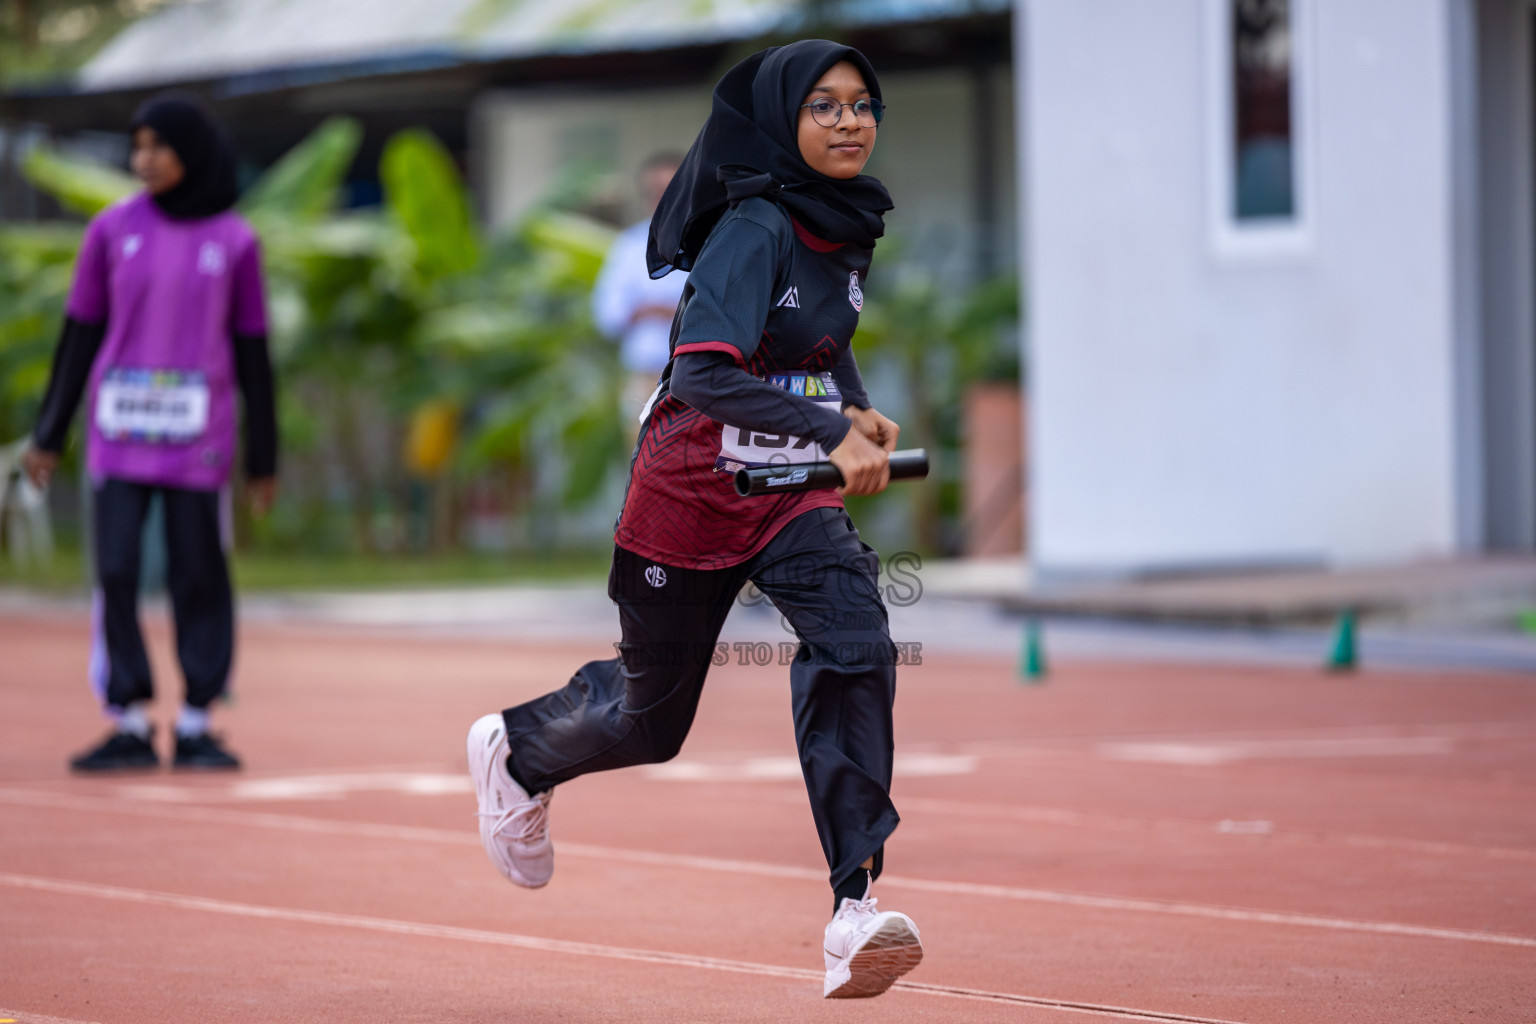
[0,0,176,89]
[0,222,79,446]
[854,266,1021,552]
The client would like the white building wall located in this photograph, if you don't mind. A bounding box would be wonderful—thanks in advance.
[1021,0,1461,573]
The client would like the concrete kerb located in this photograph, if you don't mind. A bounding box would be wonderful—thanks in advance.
[938,557,1536,629]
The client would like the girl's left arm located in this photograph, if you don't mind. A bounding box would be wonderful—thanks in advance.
[833,339,898,452]
[832,345,871,411]
[230,235,278,495]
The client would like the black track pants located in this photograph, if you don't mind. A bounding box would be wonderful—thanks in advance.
[93,478,233,711]
[502,506,899,890]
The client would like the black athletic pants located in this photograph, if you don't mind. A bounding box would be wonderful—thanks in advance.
[94,478,233,711]
[502,506,899,890]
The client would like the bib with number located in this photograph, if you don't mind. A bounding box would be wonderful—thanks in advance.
[96,368,210,444]
[715,371,841,473]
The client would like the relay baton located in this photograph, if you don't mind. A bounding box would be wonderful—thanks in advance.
[733,448,929,497]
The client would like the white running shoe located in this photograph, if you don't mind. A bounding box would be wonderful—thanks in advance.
[467,713,553,888]
[822,886,923,998]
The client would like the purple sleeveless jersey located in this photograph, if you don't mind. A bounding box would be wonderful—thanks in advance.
[67,192,267,491]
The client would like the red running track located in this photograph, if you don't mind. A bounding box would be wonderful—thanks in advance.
[1,612,1533,1023]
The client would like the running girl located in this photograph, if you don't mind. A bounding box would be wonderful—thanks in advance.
[466,40,921,997]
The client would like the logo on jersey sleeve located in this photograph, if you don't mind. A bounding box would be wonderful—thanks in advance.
[122,235,143,260]
[198,242,226,276]
[848,272,864,312]
[777,286,800,308]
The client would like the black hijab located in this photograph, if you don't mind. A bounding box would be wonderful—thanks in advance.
[129,92,239,220]
[647,40,893,277]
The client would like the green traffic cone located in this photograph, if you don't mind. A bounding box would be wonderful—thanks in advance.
[1327,609,1357,672]
[1021,620,1047,683]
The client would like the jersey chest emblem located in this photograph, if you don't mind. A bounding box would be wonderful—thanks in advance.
[848,272,863,312]
[198,241,226,276]
[777,285,800,308]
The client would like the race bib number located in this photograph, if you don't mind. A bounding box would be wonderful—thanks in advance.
[716,372,841,473]
[96,368,210,443]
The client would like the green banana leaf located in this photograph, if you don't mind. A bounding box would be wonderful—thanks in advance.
[380,129,480,283]
[21,147,136,218]
[241,116,363,220]
[518,210,614,288]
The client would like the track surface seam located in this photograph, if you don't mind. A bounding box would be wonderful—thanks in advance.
[3,787,1532,949]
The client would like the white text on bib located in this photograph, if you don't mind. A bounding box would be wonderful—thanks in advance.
[96,368,210,444]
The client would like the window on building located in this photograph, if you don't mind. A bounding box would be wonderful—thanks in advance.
[1232,0,1294,219]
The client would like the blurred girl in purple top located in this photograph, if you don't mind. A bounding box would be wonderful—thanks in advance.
[23,93,277,773]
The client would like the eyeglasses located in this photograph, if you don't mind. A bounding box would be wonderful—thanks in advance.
[800,97,885,128]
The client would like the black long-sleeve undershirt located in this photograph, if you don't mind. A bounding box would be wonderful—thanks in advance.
[233,332,277,479]
[32,316,105,454]
[832,344,872,411]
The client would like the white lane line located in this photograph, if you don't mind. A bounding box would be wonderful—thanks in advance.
[116,772,472,803]
[1097,736,1454,765]
[61,755,1536,865]
[0,786,479,844]
[888,983,1246,1022]
[96,766,1536,866]
[0,1009,104,1024]
[644,752,977,782]
[880,794,1536,864]
[964,720,1536,747]
[871,875,1536,949]
[107,756,975,801]
[3,787,1533,950]
[0,871,1244,1024]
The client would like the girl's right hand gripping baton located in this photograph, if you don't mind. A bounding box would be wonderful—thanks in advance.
[733,448,929,497]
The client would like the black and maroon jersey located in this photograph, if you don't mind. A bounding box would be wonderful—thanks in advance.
[615,196,875,570]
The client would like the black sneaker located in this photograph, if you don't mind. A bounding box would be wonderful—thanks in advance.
[173,732,242,771]
[70,729,159,772]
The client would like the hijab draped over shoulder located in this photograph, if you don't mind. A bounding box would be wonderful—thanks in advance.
[647,39,893,277]
[129,91,240,220]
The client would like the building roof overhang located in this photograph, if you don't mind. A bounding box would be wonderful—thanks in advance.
[0,0,1009,136]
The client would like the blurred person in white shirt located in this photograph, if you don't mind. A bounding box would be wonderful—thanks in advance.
[592,153,688,427]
